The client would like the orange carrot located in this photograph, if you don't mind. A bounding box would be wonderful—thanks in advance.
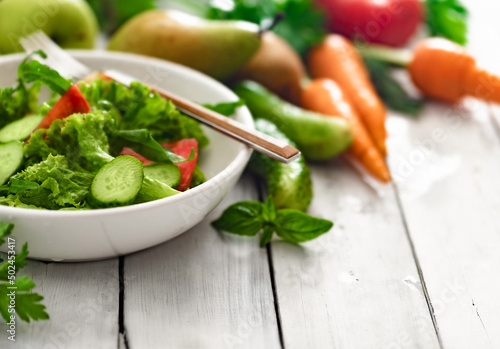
[302,78,390,183]
[308,34,387,157]
[409,37,500,104]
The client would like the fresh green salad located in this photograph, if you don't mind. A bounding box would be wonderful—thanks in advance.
[0,52,210,210]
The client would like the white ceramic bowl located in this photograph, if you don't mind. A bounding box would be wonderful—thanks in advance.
[0,51,253,261]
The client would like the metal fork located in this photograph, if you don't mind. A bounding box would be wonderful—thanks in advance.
[19,31,300,164]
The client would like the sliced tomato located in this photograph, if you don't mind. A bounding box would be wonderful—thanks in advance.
[162,139,198,191]
[34,85,91,132]
[119,147,154,166]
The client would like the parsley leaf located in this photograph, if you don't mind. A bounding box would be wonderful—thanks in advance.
[2,275,49,322]
[0,223,49,323]
[426,0,469,45]
[212,196,332,246]
[0,223,14,247]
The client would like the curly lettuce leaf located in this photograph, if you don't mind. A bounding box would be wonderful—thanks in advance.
[0,83,40,129]
[78,79,209,148]
[25,111,115,172]
[7,154,94,209]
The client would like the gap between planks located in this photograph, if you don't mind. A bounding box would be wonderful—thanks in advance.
[391,182,444,349]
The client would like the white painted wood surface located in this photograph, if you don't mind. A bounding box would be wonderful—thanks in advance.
[2,3,500,348]
[386,2,500,348]
[123,175,281,349]
[270,162,440,349]
[0,259,119,349]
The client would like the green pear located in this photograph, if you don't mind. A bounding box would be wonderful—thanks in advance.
[108,10,262,81]
[0,0,98,54]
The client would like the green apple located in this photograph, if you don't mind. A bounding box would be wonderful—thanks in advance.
[0,0,98,54]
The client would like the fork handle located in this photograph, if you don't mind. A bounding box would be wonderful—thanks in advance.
[101,70,301,164]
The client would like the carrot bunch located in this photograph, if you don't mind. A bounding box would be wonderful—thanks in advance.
[302,34,390,183]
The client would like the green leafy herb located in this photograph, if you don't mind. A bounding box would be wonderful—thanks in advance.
[113,129,194,163]
[204,100,245,116]
[0,223,14,246]
[364,58,424,116]
[426,0,468,45]
[0,223,49,323]
[274,210,333,243]
[18,51,72,95]
[212,201,264,236]
[205,0,326,55]
[212,196,332,246]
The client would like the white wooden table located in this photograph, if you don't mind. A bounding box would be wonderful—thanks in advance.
[2,1,500,348]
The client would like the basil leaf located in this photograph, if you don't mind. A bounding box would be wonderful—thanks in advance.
[364,58,424,116]
[203,100,245,117]
[259,225,275,247]
[211,201,264,236]
[18,50,72,95]
[426,0,468,45]
[113,129,193,163]
[274,209,333,243]
[262,195,276,223]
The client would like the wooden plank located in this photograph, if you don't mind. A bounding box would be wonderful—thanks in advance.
[388,98,500,349]
[123,174,281,349]
[0,259,119,349]
[386,2,500,348]
[271,162,440,349]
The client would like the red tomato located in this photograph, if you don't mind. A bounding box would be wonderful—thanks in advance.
[34,85,91,132]
[162,139,198,192]
[315,0,422,47]
[119,148,154,166]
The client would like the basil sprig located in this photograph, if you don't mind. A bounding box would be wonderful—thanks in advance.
[212,196,333,247]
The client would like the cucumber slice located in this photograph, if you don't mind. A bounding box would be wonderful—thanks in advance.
[88,156,144,208]
[143,163,180,188]
[0,141,24,185]
[0,114,44,143]
[135,177,180,204]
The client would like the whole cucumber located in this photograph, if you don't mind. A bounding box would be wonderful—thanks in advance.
[234,81,353,160]
[248,118,312,212]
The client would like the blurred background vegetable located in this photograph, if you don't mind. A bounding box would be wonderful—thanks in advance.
[314,0,422,47]
[233,32,307,105]
[302,78,390,182]
[308,34,387,156]
[426,0,469,45]
[203,0,326,56]
[86,0,156,34]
